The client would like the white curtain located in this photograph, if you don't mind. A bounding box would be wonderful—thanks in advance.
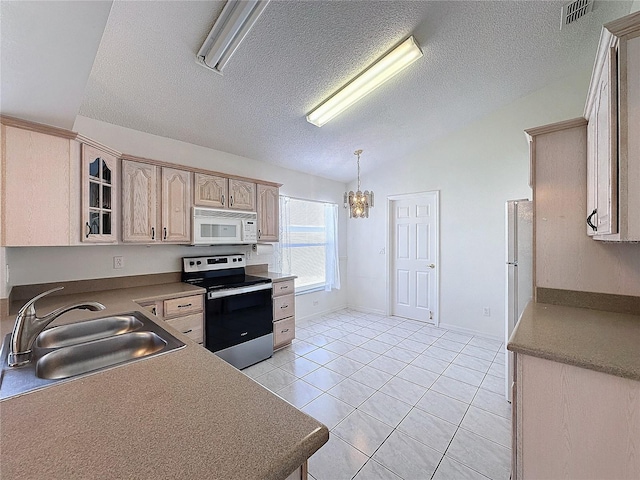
[275,196,292,274]
[324,203,340,291]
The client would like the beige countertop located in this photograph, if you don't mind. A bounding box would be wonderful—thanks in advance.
[507,301,640,381]
[264,272,298,282]
[1,283,328,479]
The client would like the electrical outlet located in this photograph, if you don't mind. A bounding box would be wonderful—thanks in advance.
[5,265,9,284]
[113,256,124,269]
[483,307,491,317]
[379,248,385,254]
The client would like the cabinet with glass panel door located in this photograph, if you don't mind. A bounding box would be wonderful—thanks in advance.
[82,144,118,243]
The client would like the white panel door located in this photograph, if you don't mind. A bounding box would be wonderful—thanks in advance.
[391,192,438,323]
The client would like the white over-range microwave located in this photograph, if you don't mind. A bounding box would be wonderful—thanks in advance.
[192,207,258,245]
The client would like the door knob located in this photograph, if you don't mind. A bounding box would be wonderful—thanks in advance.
[428,264,435,269]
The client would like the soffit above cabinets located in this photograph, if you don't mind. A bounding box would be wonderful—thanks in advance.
[1,1,634,183]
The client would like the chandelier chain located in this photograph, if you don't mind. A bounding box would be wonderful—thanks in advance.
[355,149,362,191]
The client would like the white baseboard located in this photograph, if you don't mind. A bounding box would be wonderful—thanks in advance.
[345,305,386,316]
[438,322,503,343]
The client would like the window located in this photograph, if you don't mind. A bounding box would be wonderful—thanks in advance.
[276,196,340,293]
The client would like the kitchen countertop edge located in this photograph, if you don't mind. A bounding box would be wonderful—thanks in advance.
[507,301,640,382]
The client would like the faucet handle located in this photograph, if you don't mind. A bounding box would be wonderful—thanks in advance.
[17,287,65,317]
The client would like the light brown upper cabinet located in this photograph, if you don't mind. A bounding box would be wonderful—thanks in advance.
[161,167,191,243]
[81,144,118,243]
[1,121,77,246]
[194,173,227,208]
[194,174,256,211]
[228,179,256,211]
[122,160,192,243]
[257,184,279,242]
[585,12,640,241]
[122,160,157,243]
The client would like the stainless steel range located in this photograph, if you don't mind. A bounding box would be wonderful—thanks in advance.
[182,254,273,369]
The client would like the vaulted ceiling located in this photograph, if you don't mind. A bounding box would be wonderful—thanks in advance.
[1,1,633,182]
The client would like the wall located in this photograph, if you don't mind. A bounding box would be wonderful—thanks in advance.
[5,117,348,318]
[345,71,594,340]
[631,1,640,13]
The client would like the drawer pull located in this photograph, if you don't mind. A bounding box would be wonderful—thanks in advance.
[241,332,248,336]
[281,328,289,333]
[280,285,289,289]
[281,305,288,309]
[182,329,193,334]
[178,303,192,308]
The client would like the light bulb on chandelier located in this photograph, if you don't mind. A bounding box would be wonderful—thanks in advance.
[344,149,374,219]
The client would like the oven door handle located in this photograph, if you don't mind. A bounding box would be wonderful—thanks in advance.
[207,283,272,299]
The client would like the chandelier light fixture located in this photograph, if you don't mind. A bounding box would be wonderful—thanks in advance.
[344,149,374,218]
[306,36,423,127]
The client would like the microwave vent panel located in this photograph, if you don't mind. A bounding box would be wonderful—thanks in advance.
[194,208,257,219]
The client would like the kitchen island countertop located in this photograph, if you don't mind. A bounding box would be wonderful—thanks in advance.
[508,301,640,381]
[0,282,328,480]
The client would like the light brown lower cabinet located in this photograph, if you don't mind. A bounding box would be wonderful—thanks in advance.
[273,279,295,350]
[138,293,204,344]
[513,353,640,479]
[285,461,308,480]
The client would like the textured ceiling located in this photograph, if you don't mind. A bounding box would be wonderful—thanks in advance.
[2,1,633,183]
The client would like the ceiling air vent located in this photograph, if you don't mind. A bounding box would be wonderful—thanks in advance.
[561,0,593,29]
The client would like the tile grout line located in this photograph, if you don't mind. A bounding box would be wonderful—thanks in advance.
[267,311,508,480]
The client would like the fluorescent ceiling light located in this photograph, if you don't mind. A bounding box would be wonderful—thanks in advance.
[306,36,423,127]
[197,0,270,75]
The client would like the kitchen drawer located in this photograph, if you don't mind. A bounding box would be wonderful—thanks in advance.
[273,279,294,297]
[166,313,203,343]
[163,295,203,318]
[274,316,295,349]
[140,301,163,317]
[273,294,294,321]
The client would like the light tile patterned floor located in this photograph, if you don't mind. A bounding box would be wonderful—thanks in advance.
[242,308,512,480]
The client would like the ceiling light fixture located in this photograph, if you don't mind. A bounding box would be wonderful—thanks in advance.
[306,36,423,127]
[344,149,374,218]
[197,0,270,75]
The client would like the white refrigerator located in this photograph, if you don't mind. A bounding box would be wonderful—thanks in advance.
[505,199,532,402]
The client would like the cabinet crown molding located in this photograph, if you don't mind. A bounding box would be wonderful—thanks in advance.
[0,115,77,140]
[524,117,587,140]
[120,153,282,188]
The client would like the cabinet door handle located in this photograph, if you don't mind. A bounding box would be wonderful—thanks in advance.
[281,328,289,333]
[85,222,91,238]
[151,227,155,240]
[163,227,167,240]
[151,306,157,316]
[258,229,261,239]
[182,329,193,334]
[221,194,225,206]
[178,303,192,308]
[586,209,597,232]
[281,304,288,309]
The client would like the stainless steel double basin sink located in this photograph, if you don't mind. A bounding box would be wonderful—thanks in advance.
[0,311,185,400]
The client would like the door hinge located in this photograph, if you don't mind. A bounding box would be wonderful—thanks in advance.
[429,311,433,320]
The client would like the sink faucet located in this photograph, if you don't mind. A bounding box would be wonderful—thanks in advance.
[8,287,105,367]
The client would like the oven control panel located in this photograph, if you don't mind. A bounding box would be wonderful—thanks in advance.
[183,254,245,273]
